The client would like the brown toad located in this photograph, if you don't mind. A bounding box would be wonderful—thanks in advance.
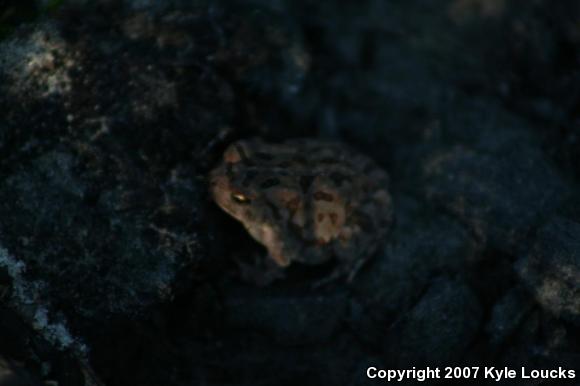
[209,138,393,281]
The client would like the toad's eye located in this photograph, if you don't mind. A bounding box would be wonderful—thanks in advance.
[231,192,251,204]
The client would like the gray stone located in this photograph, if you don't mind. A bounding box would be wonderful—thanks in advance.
[517,218,580,325]
[423,142,566,253]
[0,151,200,321]
[352,197,478,324]
[384,278,482,367]
[486,287,534,346]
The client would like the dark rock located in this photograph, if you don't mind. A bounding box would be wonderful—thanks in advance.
[384,278,482,367]
[499,312,580,377]
[0,150,200,322]
[200,332,365,386]
[223,285,348,345]
[486,287,534,346]
[351,197,478,338]
[347,356,386,386]
[0,354,42,386]
[516,218,580,325]
[423,141,566,253]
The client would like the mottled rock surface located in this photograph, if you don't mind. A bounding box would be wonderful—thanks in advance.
[517,218,580,325]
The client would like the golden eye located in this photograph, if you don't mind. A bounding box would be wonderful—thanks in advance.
[232,192,251,204]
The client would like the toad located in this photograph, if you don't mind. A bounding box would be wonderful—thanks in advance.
[209,138,393,282]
